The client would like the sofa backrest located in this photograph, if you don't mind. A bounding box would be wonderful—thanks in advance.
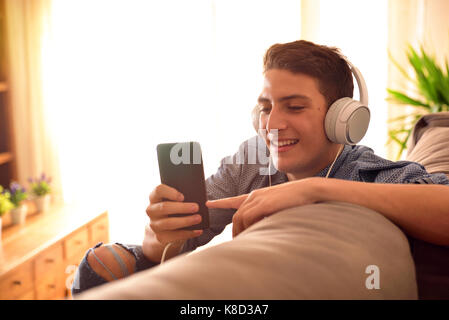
[407,112,449,178]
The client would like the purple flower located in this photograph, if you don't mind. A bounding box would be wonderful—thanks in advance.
[28,173,51,189]
[10,182,20,193]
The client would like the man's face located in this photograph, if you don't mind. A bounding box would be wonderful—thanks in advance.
[258,69,341,180]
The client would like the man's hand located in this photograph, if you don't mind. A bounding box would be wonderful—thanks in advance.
[206,178,319,237]
[143,184,204,262]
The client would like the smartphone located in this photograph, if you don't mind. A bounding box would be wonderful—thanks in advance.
[156,141,209,230]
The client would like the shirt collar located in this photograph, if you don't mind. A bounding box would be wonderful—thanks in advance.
[314,144,351,178]
[271,145,352,183]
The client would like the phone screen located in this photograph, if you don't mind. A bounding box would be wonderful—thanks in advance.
[156,142,210,230]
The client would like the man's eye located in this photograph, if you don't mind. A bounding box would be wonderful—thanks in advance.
[259,107,271,114]
[288,106,304,111]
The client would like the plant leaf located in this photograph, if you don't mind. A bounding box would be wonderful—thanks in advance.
[387,113,422,124]
[419,46,449,106]
[407,45,440,103]
[387,130,405,147]
[387,127,412,160]
[387,89,430,109]
[396,128,413,160]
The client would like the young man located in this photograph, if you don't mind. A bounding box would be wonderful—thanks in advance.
[72,40,449,296]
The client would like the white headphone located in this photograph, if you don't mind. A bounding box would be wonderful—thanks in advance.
[324,59,370,145]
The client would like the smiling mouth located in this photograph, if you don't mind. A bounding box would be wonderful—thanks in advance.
[270,139,299,147]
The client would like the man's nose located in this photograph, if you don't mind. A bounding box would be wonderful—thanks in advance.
[265,106,287,132]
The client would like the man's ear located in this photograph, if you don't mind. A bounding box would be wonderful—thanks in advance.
[251,105,260,132]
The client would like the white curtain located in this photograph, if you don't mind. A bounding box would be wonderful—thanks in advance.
[5,0,63,203]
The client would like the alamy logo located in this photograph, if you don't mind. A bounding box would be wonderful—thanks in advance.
[169,129,279,176]
[365,265,380,290]
[169,142,202,165]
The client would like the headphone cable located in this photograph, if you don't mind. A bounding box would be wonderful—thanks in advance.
[161,241,186,264]
[325,144,344,179]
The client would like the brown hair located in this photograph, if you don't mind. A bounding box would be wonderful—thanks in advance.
[263,40,354,107]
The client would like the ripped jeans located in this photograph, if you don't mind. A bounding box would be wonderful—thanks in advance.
[71,242,158,297]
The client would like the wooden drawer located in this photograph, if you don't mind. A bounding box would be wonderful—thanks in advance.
[0,260,34,300]
[89,215,109,245]
[64,227,89,266]
[35,243,64,278]
[36,272,65,300]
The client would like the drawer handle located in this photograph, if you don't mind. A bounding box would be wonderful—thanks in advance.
[48,284,56,289]
[45,258,55,263]
[75,240,83,245]
[12,280,22,286]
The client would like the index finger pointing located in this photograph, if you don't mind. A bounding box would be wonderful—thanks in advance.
[206,194,248,209]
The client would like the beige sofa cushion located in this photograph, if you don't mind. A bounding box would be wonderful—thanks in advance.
[77,201,417,300]
[407,112,449,178]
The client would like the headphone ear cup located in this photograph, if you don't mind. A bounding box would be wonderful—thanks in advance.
[325,97,370,145]
[325,97,352,144]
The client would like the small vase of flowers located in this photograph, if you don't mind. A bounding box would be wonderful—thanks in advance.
[29,173,52,214]
[0,185,14,239]
[9,182,28,225]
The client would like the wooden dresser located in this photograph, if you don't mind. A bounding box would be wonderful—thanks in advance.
[0,202,109,300]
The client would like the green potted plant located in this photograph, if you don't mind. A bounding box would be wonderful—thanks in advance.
[29,173,52,214]
[387,45,449,160]
[8,182,28,225]
[0,185,14,239]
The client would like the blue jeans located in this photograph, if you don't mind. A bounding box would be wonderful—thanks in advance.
[71,242,158,297]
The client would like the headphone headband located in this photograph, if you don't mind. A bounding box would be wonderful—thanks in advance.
[337,53,368,106]
[345,60,368,106]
